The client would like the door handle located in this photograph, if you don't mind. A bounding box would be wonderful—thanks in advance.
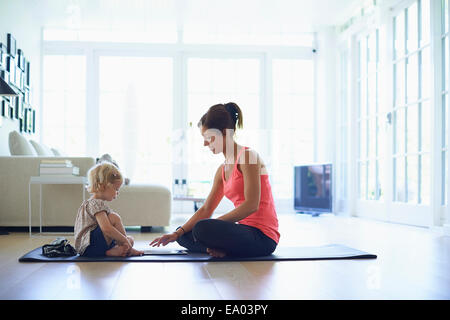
[386,112,393,125]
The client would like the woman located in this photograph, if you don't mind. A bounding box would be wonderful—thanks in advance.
[150,102,280,257]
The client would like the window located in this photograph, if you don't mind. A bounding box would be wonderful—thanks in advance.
[42,55,86,155]
[393,0,431,204]
[98,57,173,187]
[357,29,384,201]
[42,41,315,210]
[272,59,315,199]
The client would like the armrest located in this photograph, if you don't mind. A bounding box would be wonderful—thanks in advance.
[0,156,96,226]
[0,156,95,177]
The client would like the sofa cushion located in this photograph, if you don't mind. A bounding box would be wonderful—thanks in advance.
[30,140,54,156]
[51,148,63,156]
[8,130,37,156]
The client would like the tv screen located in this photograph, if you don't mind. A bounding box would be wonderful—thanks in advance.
[294,163,332,214]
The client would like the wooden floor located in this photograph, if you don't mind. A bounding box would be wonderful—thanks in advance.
[1,213,449,300]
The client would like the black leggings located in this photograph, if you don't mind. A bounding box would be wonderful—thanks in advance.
[176,219,277,257]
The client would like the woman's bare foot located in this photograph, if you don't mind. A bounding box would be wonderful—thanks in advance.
[206,248,226,258]
[128,248,144,256]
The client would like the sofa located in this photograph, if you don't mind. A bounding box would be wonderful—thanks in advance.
[0,131,172,229]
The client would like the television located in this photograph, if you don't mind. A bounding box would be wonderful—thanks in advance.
[294,163,332,216]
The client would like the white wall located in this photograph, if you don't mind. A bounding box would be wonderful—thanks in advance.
[0,0,42,155]
[315,26,337,164]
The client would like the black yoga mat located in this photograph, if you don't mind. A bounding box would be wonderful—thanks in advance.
[18,244,376,263]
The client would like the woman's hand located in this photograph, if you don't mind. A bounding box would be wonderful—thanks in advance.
[149,232,179,247]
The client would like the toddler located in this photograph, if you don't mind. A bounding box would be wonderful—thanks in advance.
[74,162,143,257]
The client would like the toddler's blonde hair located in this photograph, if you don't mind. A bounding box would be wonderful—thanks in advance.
[87,162,123,193]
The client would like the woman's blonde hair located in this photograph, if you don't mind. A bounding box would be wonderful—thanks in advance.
[87,162,123,193]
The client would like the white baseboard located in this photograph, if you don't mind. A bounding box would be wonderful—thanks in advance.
[443,224,450,237]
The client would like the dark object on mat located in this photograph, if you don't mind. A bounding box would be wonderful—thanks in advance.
[20,244,376,263]
[0,227,9,235]
[42,238,77,258]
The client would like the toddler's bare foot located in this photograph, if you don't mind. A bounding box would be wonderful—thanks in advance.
[206,248,226,258]
[106,245,129,257]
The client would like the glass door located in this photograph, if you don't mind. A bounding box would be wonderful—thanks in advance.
[355,28,389,221]
[388,0,432,226]
[356,0,433,226]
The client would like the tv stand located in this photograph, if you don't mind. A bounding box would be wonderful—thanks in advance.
[296,211,321,217]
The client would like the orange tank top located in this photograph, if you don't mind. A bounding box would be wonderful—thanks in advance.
[222,147,280,243]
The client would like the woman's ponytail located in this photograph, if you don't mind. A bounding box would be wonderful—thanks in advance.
[224,102,243,129]
[198,102,244,132]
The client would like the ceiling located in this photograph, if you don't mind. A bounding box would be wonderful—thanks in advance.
[35,0,361,33]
